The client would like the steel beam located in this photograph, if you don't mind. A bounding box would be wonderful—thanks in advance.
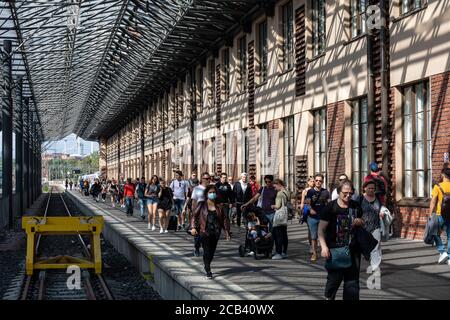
[24,97,30,208]
[2,40,13,229]
[15,76,24,221]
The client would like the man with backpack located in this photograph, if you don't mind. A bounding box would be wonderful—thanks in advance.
[429,166,450,265]
[364,162,388,205]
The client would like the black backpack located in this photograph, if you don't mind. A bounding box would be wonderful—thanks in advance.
[436,184,450,222]
[372,175,386,197]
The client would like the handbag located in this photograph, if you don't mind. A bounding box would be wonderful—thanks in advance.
[273,191,289,227]
[324,208,354,270]
[256,187,264,208]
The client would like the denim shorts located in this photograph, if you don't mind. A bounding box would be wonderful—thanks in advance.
[307,217,320,240]
[173,198,185,215]
[147,197,159,205]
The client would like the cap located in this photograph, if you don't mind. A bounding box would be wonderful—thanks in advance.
[369,162,380,172]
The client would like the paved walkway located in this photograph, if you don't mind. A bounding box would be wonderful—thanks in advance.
[68,188,450,300]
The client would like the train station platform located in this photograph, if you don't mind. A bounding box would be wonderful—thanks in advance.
[65,189,450,300]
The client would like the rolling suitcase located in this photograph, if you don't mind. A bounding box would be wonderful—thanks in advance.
[167,215,178,231]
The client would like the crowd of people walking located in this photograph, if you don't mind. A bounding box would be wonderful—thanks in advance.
[71,161,450,300]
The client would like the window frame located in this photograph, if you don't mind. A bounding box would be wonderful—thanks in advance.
[282,1,294,71]
[351,97,368,194]
[312,108,327,185]
[208,59,216,108]
[283,116,295,190]
[311,0,326,57]
[196,66,203,114]
[238,35,248,93]
[402,80,432,199]
[257,20,268,84]
[350,0,367,38]
[401,0,426,15]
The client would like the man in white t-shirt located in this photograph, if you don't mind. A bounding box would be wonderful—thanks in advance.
[170,170,189,231]
[191,172,211,257]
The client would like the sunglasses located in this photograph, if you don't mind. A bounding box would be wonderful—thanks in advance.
[265,180,272,183]
[315,180,323,183]
[202,177,211,180]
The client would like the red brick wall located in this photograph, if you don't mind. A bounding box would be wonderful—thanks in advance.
[431,71,450,181]
[399,206,428,240]
[396,70,450,240]
[327,101,345,191]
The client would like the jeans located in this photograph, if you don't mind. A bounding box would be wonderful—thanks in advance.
[138,198,147,217]
[264,211,275,231]
[433,215,450,255]
[125,197,134,215]
[173,198,185,216]
[273,225,288,255]
[325,250,361,300]
[307,217,320,240]
[201,235,219,273]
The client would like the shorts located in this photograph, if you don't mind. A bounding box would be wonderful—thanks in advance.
[147,197,159,205]
[173,198,185,215]
[307,217,320,240]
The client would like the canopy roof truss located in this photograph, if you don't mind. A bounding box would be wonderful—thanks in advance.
[2,0,270,141]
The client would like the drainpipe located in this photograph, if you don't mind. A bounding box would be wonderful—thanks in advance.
[379,0,390,180]
[366,21,376,164]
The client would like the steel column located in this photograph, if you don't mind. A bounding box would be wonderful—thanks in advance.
[15,76,24,220]
[2,40,13,229]
[24,97,30,208]
[30,112,35,202]
[140,111,145,177]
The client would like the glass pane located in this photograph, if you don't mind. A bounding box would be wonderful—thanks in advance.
[321,130,326,152]
[404,114,412,142]
[416,111,424,141]
[416,82,423,113]
[353,101,359,125]
[315,152,320,172]
[361,98,368,123]
[353,172,360,193]
[362,123,368,147]
[405,142,413,170]
[361,147,368,172]
[353,124,359,149]
[404,87,412,115]
[321,152,327,173]
[416,141,424,170]
[405,171,412,197]
[353,148,360,171]
[417,171,424,198]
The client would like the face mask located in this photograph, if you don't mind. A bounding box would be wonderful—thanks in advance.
[207,193,217,201]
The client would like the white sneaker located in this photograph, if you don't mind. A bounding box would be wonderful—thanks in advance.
[164,230,168,233]
[160,228,164,234]
[147,223,152,230]
[152,225,156,231]
[438,252,448,264]
[271,254,283,260]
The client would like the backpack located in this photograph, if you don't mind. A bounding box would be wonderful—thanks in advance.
[371,174,386,197]
[436,183,450,222]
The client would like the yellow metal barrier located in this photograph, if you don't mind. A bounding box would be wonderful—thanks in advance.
[22,216,104,275]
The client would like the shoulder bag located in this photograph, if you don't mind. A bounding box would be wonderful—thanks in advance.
[324,207,354,270]
[273,191,289,227]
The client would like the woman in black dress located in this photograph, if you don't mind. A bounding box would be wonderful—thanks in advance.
[158,178,173,233]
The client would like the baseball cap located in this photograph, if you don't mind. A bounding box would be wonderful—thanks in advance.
[369,162,379,172]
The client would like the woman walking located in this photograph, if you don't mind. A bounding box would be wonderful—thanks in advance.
[157,178,173,234]
[318,180,364,300]
[190,185,231,279]
[145,175,160,231]
[359,180,384,271]
[109,179,119,208]
[299,177,315,254]
[124,178,136,216]
[271,179,290,260]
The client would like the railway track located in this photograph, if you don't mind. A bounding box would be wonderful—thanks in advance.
[20,187,114,300]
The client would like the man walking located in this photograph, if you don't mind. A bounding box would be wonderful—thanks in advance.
[430,166,450,265]
[232,173,253,227]
[215,173,234,229]
[135,177,147,220]
[170,170,189,231]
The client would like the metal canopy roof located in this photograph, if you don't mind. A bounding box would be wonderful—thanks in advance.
[1,0,268,142]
